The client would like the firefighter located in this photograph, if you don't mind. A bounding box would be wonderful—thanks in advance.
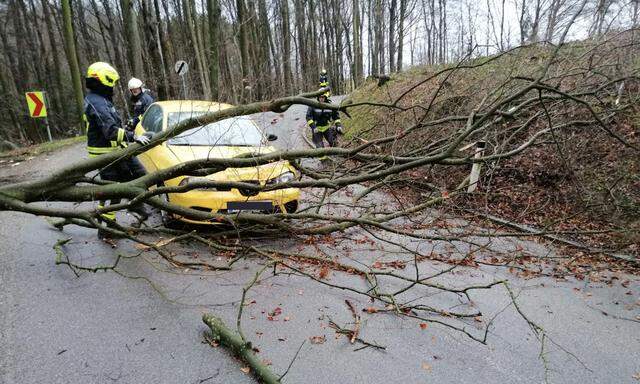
[84,62,152,237]
[306,91,343,157]
[126,77,155,130]
[319,69,329,88]
[319,69,330,96]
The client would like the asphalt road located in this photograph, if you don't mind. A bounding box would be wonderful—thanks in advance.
[1,102,639,384]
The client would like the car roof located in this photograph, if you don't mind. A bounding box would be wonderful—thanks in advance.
[154,100,235,113]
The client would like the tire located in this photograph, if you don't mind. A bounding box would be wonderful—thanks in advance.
[284,200,299,213]
[160,193,183,230]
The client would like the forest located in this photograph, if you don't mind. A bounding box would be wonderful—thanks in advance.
[1,0,640,381]
[0,0,637,145]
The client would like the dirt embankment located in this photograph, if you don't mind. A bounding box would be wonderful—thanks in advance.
[343,31,640,258]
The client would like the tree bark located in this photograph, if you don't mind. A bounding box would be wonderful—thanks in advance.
[353,0,363,85]
[207,0,220,99]
[184,0,211,98]
[202,314,280,384]
[389,0,397,73]
[61,0,85,132]
[122,0,144,76]
[280,0,293,93]
[236,0,251,98]
[396,0,407,71]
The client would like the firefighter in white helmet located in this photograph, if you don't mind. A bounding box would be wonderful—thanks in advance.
[126,77,155,130]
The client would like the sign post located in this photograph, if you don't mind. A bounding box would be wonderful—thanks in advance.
[25,91,52,142]
[460,141,486,193]
[174,60,189,99]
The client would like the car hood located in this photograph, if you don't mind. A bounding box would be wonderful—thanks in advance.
[166,144,275,162]
[166,144,292,182]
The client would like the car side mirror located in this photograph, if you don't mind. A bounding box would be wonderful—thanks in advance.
[267,134,278,141]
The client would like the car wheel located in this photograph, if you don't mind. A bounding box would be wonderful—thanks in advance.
[160,193,183,229]
[284,200,298,213]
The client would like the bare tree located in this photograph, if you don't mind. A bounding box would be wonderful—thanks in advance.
[61,0,84,131]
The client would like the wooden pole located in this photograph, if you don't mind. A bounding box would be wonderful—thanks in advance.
[467,141,485,193]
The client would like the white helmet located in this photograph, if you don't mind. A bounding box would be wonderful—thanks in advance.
[128,77,143,90]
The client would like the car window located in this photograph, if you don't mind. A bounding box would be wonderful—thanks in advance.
[141,104,163,133]
[166,113,263,147]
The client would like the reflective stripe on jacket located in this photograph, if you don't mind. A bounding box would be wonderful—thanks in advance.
[306,106,340,133]
[85,91,133,157]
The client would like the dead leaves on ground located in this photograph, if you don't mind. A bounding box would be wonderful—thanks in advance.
[318,265,330,279]
[310,335,326,344]
[266,307,282,321]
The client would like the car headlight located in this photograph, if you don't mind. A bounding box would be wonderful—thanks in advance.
[178,177,216,190]
[268,171,295,185]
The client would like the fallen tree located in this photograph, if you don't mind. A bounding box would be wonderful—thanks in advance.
[3,27,640,382]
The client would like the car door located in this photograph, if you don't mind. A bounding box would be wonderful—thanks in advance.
[135,104,164,172]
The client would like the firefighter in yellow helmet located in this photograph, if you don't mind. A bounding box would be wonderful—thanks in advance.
[306,90,342,150]
[84,62,152,237]
[319,69,331,96]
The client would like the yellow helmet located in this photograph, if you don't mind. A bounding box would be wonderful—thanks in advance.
[86,62,120,88]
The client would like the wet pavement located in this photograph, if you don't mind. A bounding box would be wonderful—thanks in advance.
[1,102,639,384]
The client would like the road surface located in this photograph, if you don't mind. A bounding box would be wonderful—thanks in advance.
[1,102,639,384]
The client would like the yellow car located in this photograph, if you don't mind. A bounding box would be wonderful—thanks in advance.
[134,100,300,225]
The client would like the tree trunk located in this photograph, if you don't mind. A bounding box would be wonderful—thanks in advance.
[236,0,251,101]
[528,0,542,42]
[207,0,220,99]
[280,0,293,93]
[396,0,406,71]
[0,50,24,142]
[202,314,280,384]
[76,0,97,69]
[192,0,211,94]
[353,0,363,85]
[545,0,561,42]
[369,1,377,75]
[184,0,210,98]
[141,0,169,98]
[121,0,144,76]
[61,0,85,132]
[389,0,397,73]
[160,0,178,97]
[294,0,307,90]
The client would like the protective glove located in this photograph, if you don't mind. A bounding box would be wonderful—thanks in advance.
[134,134,151,145]
[335,125,344,134]
[126,118,136,131]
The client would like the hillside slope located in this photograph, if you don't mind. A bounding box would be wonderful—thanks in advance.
[343,31,640,257]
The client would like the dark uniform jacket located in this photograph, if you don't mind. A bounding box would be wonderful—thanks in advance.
[85,91,145,182]
[85,91,134,157]
[319,73,329,88]
[306,105,341,133]
[130,90,155,127]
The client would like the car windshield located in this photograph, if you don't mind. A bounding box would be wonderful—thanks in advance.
[166,112,263,146]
